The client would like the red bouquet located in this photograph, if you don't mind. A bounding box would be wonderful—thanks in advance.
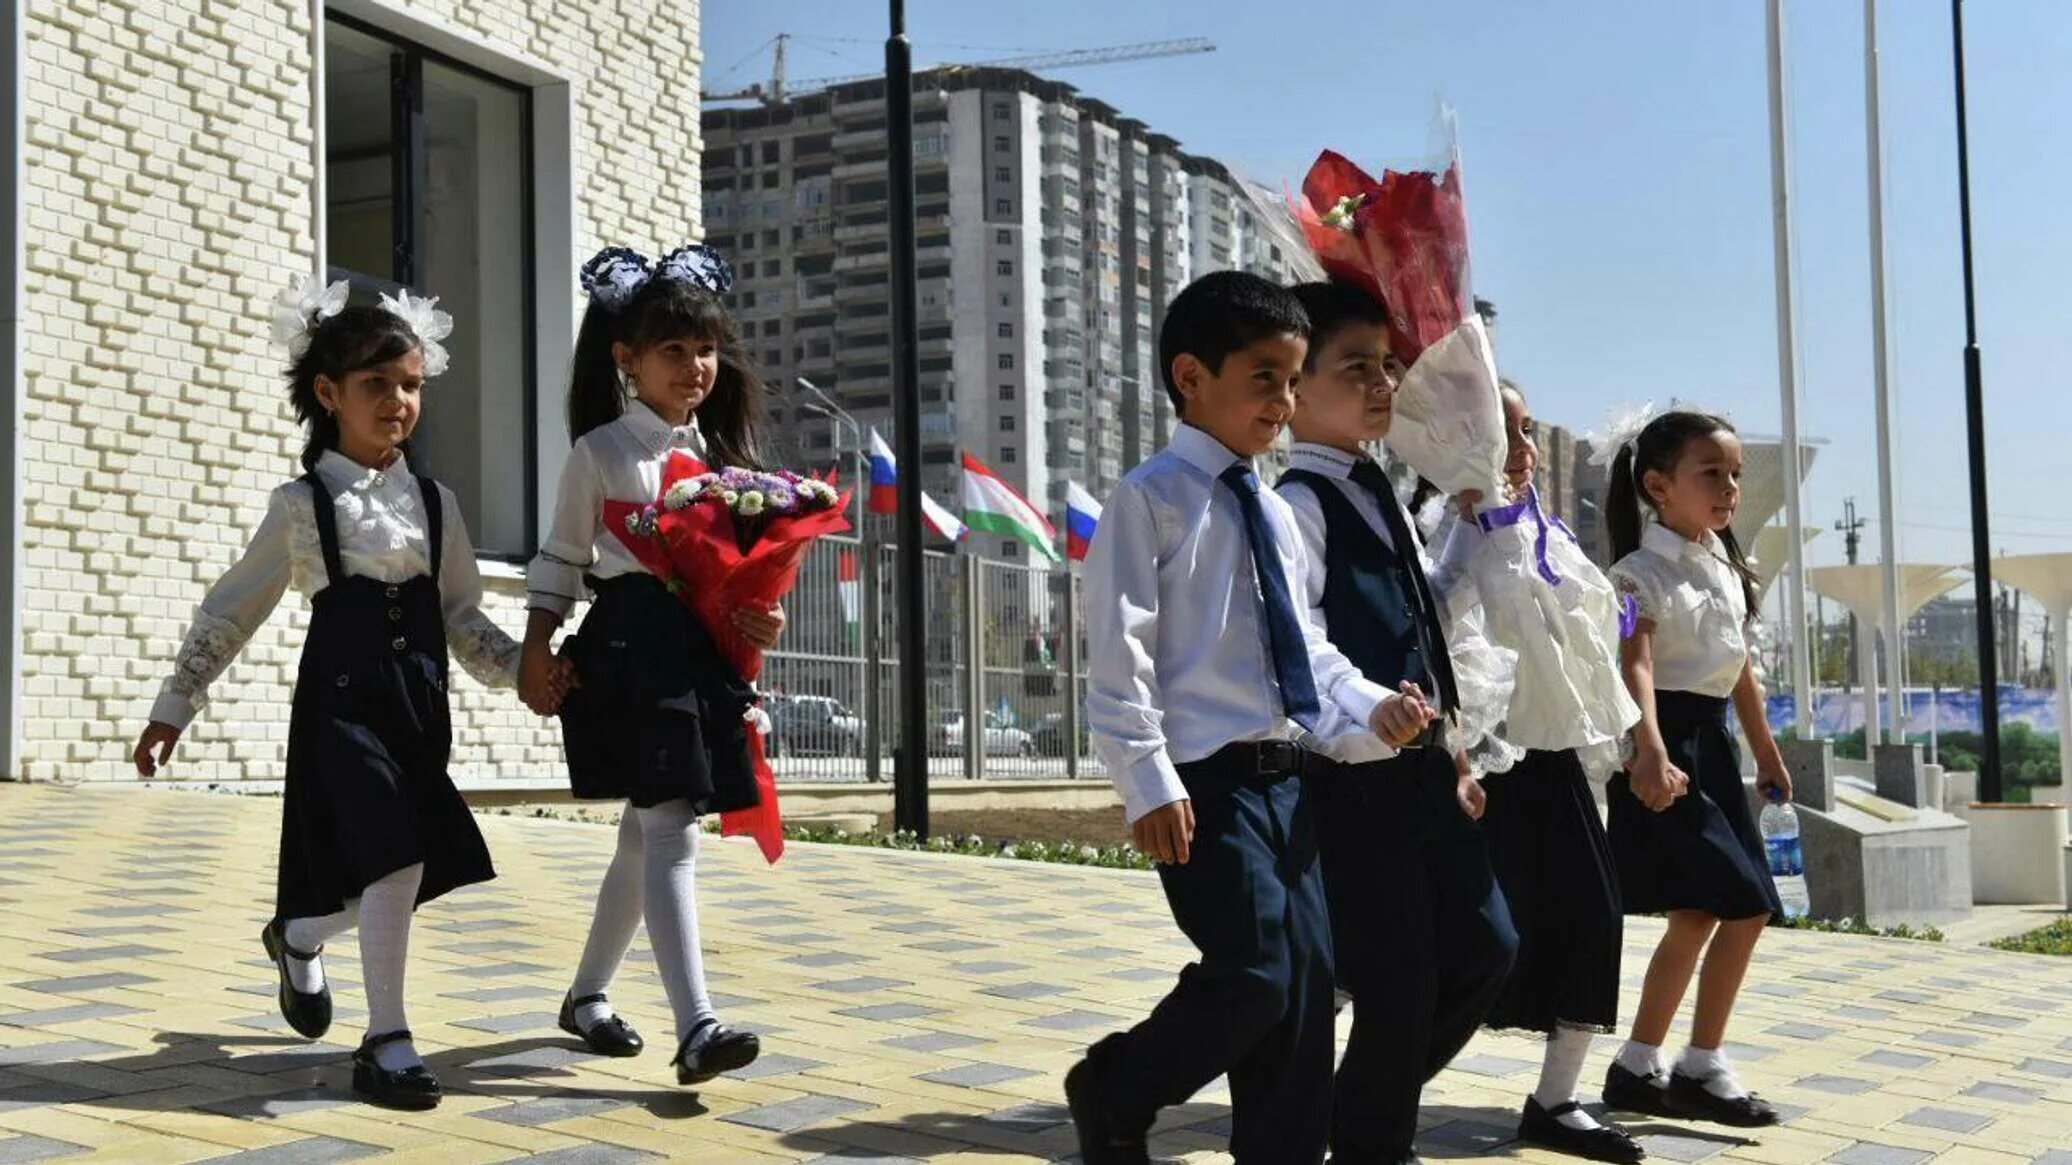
[1295,149,1471,366]
[605,455,852,863]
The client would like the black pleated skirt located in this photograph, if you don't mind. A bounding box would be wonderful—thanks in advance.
[557,573,759,813]
[1606,691,1781,921]
[1478,749,1623,1034]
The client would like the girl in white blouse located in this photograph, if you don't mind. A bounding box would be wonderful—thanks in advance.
[1597,410,1793,1131]
[131,283,550,1110]
[521,245,781,1088]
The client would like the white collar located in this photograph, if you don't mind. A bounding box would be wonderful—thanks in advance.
[625,400,703,454]
[316,449,410,493]
[1286,442,1368,479]
[1167,423,1245,480]
[1641,521,1719,563]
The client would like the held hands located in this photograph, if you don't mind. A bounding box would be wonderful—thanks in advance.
[1371,681,1438,749]
[1456,772,1486,820]
[132,722,181,778]
[1132,799,1195,865]
[1629,746,1690,812]
[519,641,579,717]
[732,604,786,651]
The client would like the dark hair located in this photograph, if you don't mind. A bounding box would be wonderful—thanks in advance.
[286,304,421,471]
[1605,410,1759,612]
[569,276,765,469]
[1288,280,1390,372]
[1157,270,1309,415]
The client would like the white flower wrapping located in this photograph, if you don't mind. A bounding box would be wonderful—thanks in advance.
[1389,315,1640,778]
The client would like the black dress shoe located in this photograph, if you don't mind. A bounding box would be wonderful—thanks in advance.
[671,1019,760,1085]
[1065,1055,1150,1165]
[1666,1072,1779,1127]
[559,992,644,1057]
[259,920,331,1040]
[1520,1097,1646,1163]
[351,1030,440,1111]
[1602,1061,1682,1118]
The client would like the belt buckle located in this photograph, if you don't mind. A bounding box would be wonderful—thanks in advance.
[1257,739,1300,776]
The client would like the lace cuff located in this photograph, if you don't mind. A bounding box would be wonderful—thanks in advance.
[448,609,522,689]
[152,609,252,730]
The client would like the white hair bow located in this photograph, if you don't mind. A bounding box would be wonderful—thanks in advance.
[269,273,349,361]
[378,289,455,378]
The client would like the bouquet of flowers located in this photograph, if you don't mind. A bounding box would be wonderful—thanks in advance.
[1296,121,1639,777]
[607,455,852,861]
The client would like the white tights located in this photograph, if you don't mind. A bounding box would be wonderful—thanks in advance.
[568,801,715,1044]
[283,862,423,1070]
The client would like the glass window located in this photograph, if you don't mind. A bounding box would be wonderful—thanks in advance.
[997,353,1014,370]
[324,16,536,558]
[999,383,1015,401]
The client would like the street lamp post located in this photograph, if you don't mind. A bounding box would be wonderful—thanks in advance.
[1950,0,2004,801]
[885,0,929,836]
[796,378,882,784]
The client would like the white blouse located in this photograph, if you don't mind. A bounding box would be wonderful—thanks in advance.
[148,451,522,731]
[1610,522,1751,699]
[526,402,707,621]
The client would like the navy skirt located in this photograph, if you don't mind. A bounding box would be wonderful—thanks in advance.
[1607,691,1780,921]
[1479,749,1623,1034]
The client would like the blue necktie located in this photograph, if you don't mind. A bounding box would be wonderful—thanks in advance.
[1220,464,1322,730]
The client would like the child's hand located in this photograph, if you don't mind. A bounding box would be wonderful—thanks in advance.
[1132,799,1195,865]
[1455,489,1484,521]
[1757,760,1793,804]
[1370,681,1436,748]
[133,722,181,778]
[733,604,786,650]
[1629,747,1689,812]
[1456,772,1486,820]
[519,641,564,716]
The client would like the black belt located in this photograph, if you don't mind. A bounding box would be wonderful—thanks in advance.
[1194,739,1310,780]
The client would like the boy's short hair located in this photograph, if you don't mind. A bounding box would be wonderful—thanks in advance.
[1158,270,1310,414]
[1288,281,1391,372]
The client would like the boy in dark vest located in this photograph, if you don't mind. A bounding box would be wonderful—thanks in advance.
[1277,280,1521,1165]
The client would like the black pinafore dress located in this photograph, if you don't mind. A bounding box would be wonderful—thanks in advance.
[273,470,496,921]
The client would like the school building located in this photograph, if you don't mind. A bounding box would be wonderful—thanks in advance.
[0,0,706,782]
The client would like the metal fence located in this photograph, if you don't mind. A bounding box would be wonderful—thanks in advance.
[758,533,1095,784]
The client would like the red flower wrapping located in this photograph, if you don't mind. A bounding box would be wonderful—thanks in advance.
[602,452,853,864]
[1295,149,1472,365]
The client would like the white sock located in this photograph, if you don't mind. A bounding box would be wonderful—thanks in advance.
[570,807,645,1032]
[1536,1028,1604,1130]
[357,864,425,1072]
[1616,1039,1666,1081]
[634,800,718,1044]
[282,903,358,994]
[1678,1045,1748,1099]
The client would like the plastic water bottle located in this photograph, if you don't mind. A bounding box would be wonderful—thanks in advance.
[1760,792,1810,921]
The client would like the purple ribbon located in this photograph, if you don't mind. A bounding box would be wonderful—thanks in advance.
[1618,593,1642,640]
[1476,485,1564,586]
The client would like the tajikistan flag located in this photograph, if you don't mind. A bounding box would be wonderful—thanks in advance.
[961,453,1060,562]
[837,549,860,645]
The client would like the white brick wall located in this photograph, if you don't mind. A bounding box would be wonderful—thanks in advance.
[19,0,704,782]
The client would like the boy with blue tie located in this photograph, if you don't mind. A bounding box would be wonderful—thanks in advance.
[1278,280,1522,1165]
[1070,271,1438,1164]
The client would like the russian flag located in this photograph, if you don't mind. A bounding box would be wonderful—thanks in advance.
[867,429,899,515]
[1065,481,1103,562]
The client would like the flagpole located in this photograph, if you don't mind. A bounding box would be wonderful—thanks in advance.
[1766,0,1818,734]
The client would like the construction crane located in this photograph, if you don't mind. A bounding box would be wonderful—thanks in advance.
[702,35,1216,107]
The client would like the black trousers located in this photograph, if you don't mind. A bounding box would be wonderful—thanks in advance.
[1312,747,1519,1162]
[1092,744,1337,1163]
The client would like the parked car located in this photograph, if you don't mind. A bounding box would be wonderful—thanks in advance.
[764,694,861,758]
[928,710,1035,757]
[1030,712,1089,758]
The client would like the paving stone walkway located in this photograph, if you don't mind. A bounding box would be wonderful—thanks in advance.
[0,783,2067,1163]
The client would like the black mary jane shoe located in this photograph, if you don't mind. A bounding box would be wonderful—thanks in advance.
[1601,1060,1683,1119]
[1064,1056,1151,1165]
[559,992,645,1058]
[259,920,332,1040]
[1666,1072,1780,1128]
[670,1019,761,1086]
[1520,1097,1647,1163]
[351,1030,441,1111]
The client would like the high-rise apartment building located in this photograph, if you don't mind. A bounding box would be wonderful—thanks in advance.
[702,67,1318,562]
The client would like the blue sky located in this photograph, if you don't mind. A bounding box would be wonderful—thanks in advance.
[703,1,2071,574]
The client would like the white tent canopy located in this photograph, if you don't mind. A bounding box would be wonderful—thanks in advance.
[1807,563,1969,743]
